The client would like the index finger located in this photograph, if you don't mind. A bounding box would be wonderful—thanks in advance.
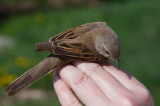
[102,62,148,94]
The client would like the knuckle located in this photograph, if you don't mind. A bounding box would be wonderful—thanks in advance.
[84,63,102,74]
[119,95,136,106]
[69,98,81,106]
[73,73,88,87]
[56,85,70,96]
[138,86,152,102]
[117,86,153,106]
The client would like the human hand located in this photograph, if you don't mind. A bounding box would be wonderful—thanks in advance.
[53,62,153,106]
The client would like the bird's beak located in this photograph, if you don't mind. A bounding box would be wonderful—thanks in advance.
[116,60,120,68]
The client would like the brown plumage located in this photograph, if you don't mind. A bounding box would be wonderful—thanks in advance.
[6,22,121,96]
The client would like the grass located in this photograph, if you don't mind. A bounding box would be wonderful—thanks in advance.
[0,1,160,105]
[0,98,60,106]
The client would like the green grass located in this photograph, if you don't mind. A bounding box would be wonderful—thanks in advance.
[0,1,160,105]
[1,99,60,106]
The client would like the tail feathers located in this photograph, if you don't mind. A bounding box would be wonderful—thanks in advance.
[6,54,65,96]
[6,75,33,96]
[35,41,52,52]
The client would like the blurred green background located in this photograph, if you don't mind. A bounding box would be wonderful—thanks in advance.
[0,0,160,105]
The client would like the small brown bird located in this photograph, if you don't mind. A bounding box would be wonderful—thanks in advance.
[6,22,121,96]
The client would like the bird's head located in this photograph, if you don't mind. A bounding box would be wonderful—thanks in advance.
[94,26,121,67]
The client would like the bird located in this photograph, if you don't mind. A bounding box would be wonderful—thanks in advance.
[6,22,121,96]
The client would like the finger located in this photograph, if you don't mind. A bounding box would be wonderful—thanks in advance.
[53,72,82,106]
[58,64,110,106]
[73,62,131,100]
[102,62,147,92]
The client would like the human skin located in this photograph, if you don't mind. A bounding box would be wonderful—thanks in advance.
[53,62,154,106]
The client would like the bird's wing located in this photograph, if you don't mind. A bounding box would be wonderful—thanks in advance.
[49,27,78,42]
[48,22,108,62]
[52,40,99,62]
[49,22,107,42]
